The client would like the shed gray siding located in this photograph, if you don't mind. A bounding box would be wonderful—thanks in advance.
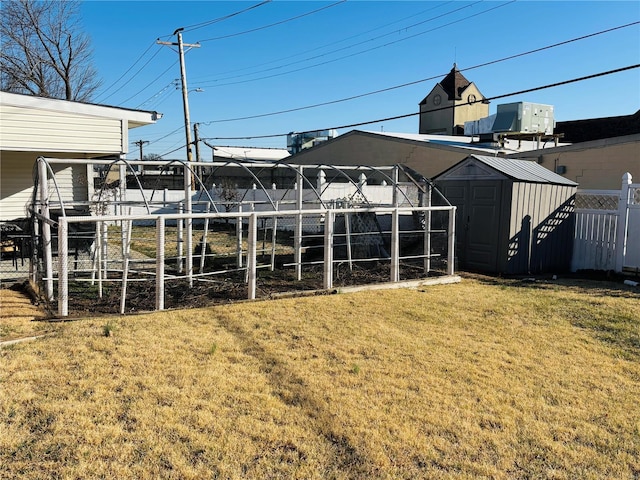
[504,182,575,274]
[434,155,577,274]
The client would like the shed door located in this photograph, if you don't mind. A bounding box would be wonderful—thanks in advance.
[441,181,502,273]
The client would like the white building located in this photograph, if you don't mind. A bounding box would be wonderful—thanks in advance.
[0,91,160,221]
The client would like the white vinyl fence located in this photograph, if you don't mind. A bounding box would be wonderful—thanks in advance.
[572,173,640,273]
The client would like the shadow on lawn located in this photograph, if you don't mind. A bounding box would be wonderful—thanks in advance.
[215,313,373,476]
[460,271,640,361]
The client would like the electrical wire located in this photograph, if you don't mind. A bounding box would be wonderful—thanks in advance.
[158,144,189,159]
[202,1,455,79]
[196,21,640,125]
[98,2,271,105]
[136,79,178,108]
[103,47,165,102]
[194,0,477,84]
[194,1,515,89]
[198,64,640,141]
[196,1,346,42]
[119,60,178,105]
[179,0,272,34]
[95,41,158,103]
[147,126,184,146]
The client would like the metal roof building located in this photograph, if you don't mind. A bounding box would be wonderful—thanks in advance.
[434,155,578,275]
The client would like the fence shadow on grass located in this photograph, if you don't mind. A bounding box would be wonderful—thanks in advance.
[460,271,640,360]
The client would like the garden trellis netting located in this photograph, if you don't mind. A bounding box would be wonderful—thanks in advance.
[28,156,457,317]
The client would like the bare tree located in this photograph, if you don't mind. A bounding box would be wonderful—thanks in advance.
[215,178,241,223]
[1,0,101,101]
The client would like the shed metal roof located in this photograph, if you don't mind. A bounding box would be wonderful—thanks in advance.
[466,155,578,186]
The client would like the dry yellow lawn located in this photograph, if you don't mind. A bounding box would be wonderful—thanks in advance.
[1,276,639,479]
[0,287,55,342]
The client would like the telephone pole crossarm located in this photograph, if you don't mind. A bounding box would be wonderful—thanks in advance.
[132,139,149,160]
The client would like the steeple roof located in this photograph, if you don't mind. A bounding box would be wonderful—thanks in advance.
[439,63,471,100]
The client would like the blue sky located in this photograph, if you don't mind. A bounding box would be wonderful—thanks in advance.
[80,1,640,159]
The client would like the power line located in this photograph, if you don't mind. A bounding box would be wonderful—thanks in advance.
[180,1,272,34]
[196,21,640,125]
[119,60,178,105]
[196,1,346,42]
[136,79,179,109]
[194,1,515,89]
[199,64,640,141]
[201,1,455,79]
[99,2,271,105]
[159,143,190,159]
[96,41,158,103]
[194,0,477,84]
[100,47,168,103]
[147,126,184,146]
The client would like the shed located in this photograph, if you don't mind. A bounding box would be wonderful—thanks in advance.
[433,155,578,274]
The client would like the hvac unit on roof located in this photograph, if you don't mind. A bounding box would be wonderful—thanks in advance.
[491,102,555,135]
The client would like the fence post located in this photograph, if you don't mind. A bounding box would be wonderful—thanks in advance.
[424,185,432,275]
[120,218,133,315]
[390,208,400,282]
[177,202,184,273]
[200,203,211,273]
[344,211,353,271]
[323,210,334,290]
[58,218,69,317]
[184,163,194,288]
[37,159,54,301]
[392,165,399,208]
[615,172,632,273]
[295,166,304,281]
[271,201,278,271]
[93,221,101,295]
[101,223,108,293]
[248,212,257,300]
[236,204,243,268]
[447,206,456,276]
[119,163,127,257]
[156,217,165,311]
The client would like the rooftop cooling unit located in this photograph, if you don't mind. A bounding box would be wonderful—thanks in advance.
[492,102,555,135]
[287,129,338,154]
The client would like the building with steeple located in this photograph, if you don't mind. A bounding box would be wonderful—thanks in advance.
[418,64,489,135]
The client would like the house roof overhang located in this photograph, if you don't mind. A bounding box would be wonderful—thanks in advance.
[0,90,161,129]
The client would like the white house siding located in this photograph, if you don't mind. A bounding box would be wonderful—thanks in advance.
[0,155,35,220]
[0,104,123,154]
[47,164,89,207]
[0,156,89,220]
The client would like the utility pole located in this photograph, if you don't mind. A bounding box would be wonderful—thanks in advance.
[132,139,149,160]
[157,28,201,287]
[157,29,200,187]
